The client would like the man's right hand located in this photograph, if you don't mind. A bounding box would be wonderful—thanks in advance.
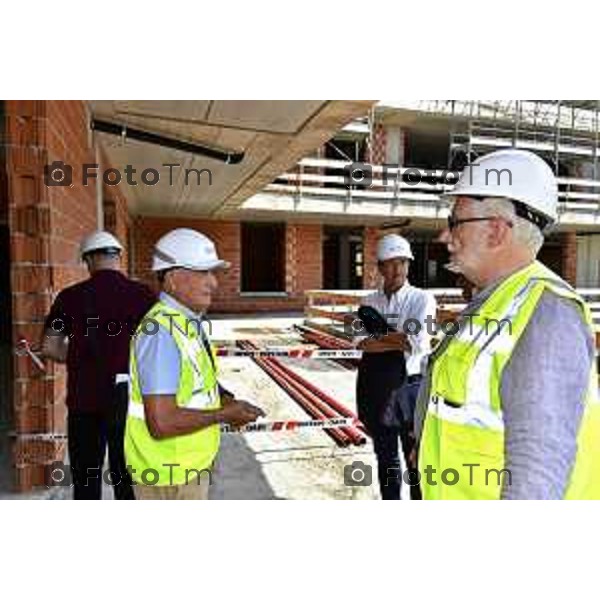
[219,400,265,427]
[39,329,68,363]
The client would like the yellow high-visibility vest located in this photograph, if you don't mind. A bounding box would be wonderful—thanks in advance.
[419,261,600,499]
[125,300,221,486]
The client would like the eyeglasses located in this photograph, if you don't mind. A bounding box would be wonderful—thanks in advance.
[446,215,513,231]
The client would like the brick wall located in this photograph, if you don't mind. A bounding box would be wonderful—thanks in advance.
[363,226,380,289]
[4,100,102,490]
[366,123,387,165]
[560,232,578,285]
[132,217,323,313]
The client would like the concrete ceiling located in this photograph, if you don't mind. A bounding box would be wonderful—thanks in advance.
[89,100,374,219]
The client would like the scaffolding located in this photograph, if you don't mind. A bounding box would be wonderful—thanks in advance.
[407,101,599,180]
[464,102,600,214]
[258,101,600,221]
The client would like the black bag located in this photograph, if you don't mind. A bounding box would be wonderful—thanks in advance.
[357,305,394,337]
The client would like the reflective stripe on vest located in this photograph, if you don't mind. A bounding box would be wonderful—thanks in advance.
[127,389,218,420]
[124,301,221,486]
[419,261,600,500]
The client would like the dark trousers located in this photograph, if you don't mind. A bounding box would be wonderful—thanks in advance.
[369,421,421,500]
[371,425,403,500]
[357,352,421,500]
[67,383,134,500]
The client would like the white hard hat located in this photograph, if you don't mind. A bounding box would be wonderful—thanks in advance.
[152,228,231,272]
[377,234,414,261]
[444,149,558,231]
[80,231,123,259]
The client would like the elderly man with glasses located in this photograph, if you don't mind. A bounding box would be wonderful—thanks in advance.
[414,149,600,500]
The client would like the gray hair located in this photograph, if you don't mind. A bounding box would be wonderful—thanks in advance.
[474,197,544,255]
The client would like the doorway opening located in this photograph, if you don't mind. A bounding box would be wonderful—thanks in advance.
[322,226,363,290]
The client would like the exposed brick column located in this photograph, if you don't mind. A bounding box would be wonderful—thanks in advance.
[285,224,297,296]
[286,225,323,301]
[363,227,379,289]
[366,123,387,165]
[6,101,62,489]
[560,231,578,286]
[6,100,98,491]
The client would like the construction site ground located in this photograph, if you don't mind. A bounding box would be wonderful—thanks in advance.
[2,314,413,500]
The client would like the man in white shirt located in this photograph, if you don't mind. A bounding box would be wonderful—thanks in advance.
[356,234,437,499]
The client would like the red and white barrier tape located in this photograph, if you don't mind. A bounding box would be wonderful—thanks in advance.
[215,348,362,359]
[11,417,360,441]
[14,340,361,363]
[221,417,358,432]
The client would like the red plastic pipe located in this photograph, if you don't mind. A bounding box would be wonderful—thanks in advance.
[260,356,364,446]
[238,341,351,447]
[242,341,367,444]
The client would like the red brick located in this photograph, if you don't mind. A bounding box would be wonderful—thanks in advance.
[10,173,42,206]
[13,377,55,407]
[561,232,577,285]
[14,403,66,434]
[48,237,79,265]
[14,448,65,491]
[12,293,51,321]
[11,234,48,264]
[3,101,104,492]
[12,205,51,236]
[363,227,379,289]
[11,264,52,293]
[51,265,87,291]
[4,100,46,118]
[14,466,35,491]
[12,438,63,466]
[14,353,47,379]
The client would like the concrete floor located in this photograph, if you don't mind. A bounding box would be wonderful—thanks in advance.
[208,315,380,500]
[4,315,409,500]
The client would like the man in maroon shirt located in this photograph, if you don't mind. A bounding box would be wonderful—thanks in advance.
[41,231,156,500]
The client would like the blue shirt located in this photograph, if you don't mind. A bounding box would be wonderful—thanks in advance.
[135,293,213,396]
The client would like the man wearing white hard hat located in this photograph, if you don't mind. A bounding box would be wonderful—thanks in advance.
[41,231,156,499]
[356,233,437,500]
[125,228,265,500]
[415,149,600,499]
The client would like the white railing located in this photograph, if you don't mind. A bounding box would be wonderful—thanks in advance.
[263,157,600,210]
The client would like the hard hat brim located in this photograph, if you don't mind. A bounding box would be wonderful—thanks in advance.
[197,259,231,272]
[378,252,414,261]
[152,259,231,272]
